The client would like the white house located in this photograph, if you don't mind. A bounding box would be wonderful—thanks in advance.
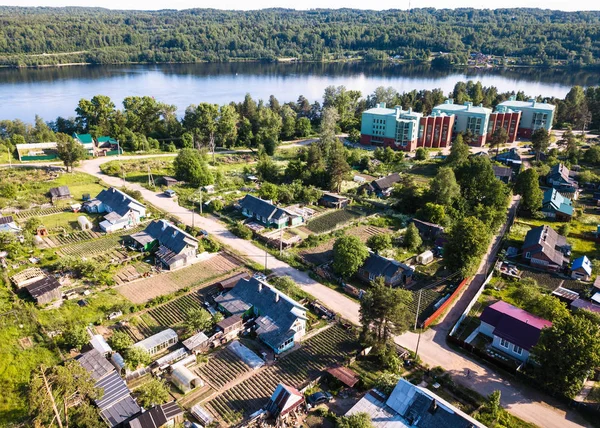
[84,188,146,232]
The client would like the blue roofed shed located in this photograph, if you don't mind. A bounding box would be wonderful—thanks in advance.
[571,256,592,281]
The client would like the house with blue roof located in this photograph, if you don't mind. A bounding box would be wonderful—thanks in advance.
[84,187,146,232]
[129,219,199,270]
[571,256,593,281]
[238,194,302,229]
[215,276,307,354]
[547,163,578,194]
[541,189,573,221]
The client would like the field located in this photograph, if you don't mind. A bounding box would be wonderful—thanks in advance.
[57,225,144,257]
[196,348,252,390]
[100,158,176,184]
[205,325,359,423]
[305,209,361,234]
[117,253,241,303]
[13,206,67,220]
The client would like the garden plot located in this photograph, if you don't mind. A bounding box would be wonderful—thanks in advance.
[13,206,67,220]
[305,209,361,234]
[146,293,207,327]
[117,253,241,303]
[205,325,359,423]
[57,225,144,257]
[113,317,156,342]
[196,348,252,390]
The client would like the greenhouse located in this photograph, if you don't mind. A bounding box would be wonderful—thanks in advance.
[133,328,178,356]
[171,365,203,393]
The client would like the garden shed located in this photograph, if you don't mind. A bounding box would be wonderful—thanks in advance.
[417,250,434,265]
[78,216,93,231]
[133,328,178,356]
[171,365,203,392]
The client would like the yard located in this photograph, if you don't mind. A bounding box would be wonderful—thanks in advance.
[305,209,362,234]
[117,253,241,303]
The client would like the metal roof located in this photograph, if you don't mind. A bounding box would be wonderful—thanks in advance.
[76,349,114,381]
[182,332,209,351]
[100,394,140,427]
[90,334,113,355]
[25,275,61,299]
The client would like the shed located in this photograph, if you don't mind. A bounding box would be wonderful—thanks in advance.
[78,216,93,231]
[327,365,360,388]
[161,176,179,187]
[171,365,203,392]
[133,328,178,356]
[265,384,304,419]
[90,334,112,356]
[11,267,46,289]
[190,405,214,426]
[416,250,434,265]
[202,185,215,194]
[25,275,62,305]
[49,186,71,202]
[182,332,209,353]
[216,314,244,337]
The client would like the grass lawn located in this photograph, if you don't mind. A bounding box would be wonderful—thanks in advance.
[33,211,97,231]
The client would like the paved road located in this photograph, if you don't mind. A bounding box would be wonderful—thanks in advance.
[75,156,361,324]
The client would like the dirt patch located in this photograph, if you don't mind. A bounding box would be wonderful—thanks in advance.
[117,253,241,303]
[18,337,33,349]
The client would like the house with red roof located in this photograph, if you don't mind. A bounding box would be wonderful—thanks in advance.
[479,300,552,362]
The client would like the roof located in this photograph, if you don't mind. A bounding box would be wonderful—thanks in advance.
[522,225,568,267]
[373,173,401,191]
[543,189,573,216]
[228,340,265,369]
[11,267,46,288]
[101,394,140,427]
[361,252,413,280]
[412,218,444,237]
[572,256,593,275]
[133,328,178,353]
[346,379,486,428]
[320,192,349,203]
[327,365,359,387]
[171,365,200,388]
[95,187,146,217]
[218,272,251,289]
[128,405,167,428]
[49,186,71,197]
[492,165,512,178]
[182,331,209,351]
[138,220,198,255]
[495,148,521,162]
[97,136,118,145]
[239,194,288,221]
[267,383,304,417]
[548,163,571,183]
[90,334,113,355]
[215,277,307,349]
[25,275,61,300]
[571,298,600,314]
[73,133,94,143]
[480,300,552,351]
[551,287,579,302]
[497,98,556,111]
[216,314,243,330]
[433,100,492,115]
[0,215,15,225]
[76,349,115,381]
[16,142,57,151]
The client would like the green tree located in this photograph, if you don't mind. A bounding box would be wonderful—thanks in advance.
[404,222,422,251]
[29,361,100,427]
[348,128,361,144]
[446,134,469,167]
[514,168,543,213]
[327,140,351,192]
[258,182,279,201]
[360,277,413,344]
[62,325,89,350]
[414,147,427,160]
[417,202,446,225]
[75,95,115,135]
[320,106,340,148]
[531,128,550,161]
[0,182,17,199]
[125,346,152,370]
[336,412,374,428]
[135,378,170,408]
[56,133,86,172]
[230,221,252,239]
[295,117,313,138]
[366,234,392,254]
[428,167,460,206]
[109,331,134,353]
[489,127,508,157]
[217,104,239,149]
[184,308,213,334]
[533,315,600,398]
[173,148,214,186]
[444,216,490,276]
[584,145,600,165]
[256,108,282,150]
[256,153,280,182]
[332,235,369,279]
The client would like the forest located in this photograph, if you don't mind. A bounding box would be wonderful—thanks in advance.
[0,7,599,67]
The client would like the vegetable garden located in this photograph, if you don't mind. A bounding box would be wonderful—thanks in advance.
[306,209,361,234]
[206,325,359,423]
[196,349,251,389]
[14,206,67,220]
[57,225,145,257]
[147,293,206,327]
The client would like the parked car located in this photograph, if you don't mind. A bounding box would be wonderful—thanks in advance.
[307,391,333,408]
[164,189,176,198]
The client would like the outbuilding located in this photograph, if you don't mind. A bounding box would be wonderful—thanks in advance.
[25,275,62,305]
[133,328,178,356]
[171,364,203,393]
[78,216,93,231]
[416,250,434,265]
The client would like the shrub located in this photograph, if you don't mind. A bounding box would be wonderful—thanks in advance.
[229,221,252,240]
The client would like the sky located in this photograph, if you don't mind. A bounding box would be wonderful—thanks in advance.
[0,0,598,11]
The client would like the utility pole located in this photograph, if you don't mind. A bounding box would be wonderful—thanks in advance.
[414,289,423,360]
[191,198,195,229]
[147,166,155,188]
[279,227,283,257]
[199,189,203,215]
[8,147,11,168]
[40,365,64,428]
[264,248,268,272]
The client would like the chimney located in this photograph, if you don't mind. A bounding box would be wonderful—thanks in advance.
[479,103,483,108]
[258,281,263,293]
[275,292,280,303]
[428,399,438,414]
[509,95,516,101]
[408,107,413,114]
[446,98,454,105]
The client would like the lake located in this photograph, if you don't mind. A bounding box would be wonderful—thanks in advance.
[0,62,598,123]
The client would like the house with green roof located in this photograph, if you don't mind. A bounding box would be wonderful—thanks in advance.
[72,132,95,155]
[541,188,573,221]
[97,136,122,155]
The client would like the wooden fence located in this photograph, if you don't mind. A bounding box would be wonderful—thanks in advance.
[422,277,469,328]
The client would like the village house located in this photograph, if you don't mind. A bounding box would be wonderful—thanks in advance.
[265,383,305,422]
[411,218,444,241]
[238,194,302,229]
[182,331,210,354]
[215,276,307,354]
[130,219,199,270]
[48,186,71,203]
[521,225,570,271]
[0,215,21,234]
[360,173,401,198]
[492,165,513,184]
[72,133,96,156]
[127,402,183,428]
[495,148,522,166]
[84,187,146,233]
[96,136,120,156]
[357,252,414,287]
[76,349,140,427]
[571,255,593,281]
[346,378,485,428]
[25,275,62,305]
[479,300,552,362]
[319,192,350,209]
[541,188,573,221]
[547,163,578,193]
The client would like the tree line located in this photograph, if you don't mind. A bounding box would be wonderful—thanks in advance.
[0,7,600,67]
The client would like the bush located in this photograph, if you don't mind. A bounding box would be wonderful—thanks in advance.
[202,236,221,252]
[229,221,252,239]
[210,199,224,212]
[415,147,427,161]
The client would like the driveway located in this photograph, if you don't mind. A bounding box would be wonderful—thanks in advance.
[75,156,361,324]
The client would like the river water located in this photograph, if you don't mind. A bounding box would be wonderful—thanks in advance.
[0,62,597,122]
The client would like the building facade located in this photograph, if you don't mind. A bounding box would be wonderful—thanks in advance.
[360,103,422,151]
[496,96,555,138]
[417,112,455,149]
[432,99,492,147]
[487,106,521,143]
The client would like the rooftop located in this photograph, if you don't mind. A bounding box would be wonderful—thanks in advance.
[433,99,492,115]
[361,252,413,279]
[133,328,178,352]
[543,188,573,216]
[327,365,359,388]
[572,255,592,276]
[49,186,71,198]
[373,172,401,190]
[498,96,556,111]
[239,194,288,221]
[95,187,146,217]
[76,348,114,381]
[25,275,61,299]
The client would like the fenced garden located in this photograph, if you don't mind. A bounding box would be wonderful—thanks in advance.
[196,348,252,389]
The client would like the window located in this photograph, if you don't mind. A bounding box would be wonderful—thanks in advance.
[500,338,510,349]
[513,345,523,355]
[525,251,531,259]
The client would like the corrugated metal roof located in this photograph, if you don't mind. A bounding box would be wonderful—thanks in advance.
[133,328,178,353]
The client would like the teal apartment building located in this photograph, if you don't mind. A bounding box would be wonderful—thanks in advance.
[496,96,555,138]
[360,103,423,151]
[432,100,492,146]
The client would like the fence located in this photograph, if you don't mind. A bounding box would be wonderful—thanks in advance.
[20,154,58,161]
[422,277,469,328]
[449,270,494,337]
